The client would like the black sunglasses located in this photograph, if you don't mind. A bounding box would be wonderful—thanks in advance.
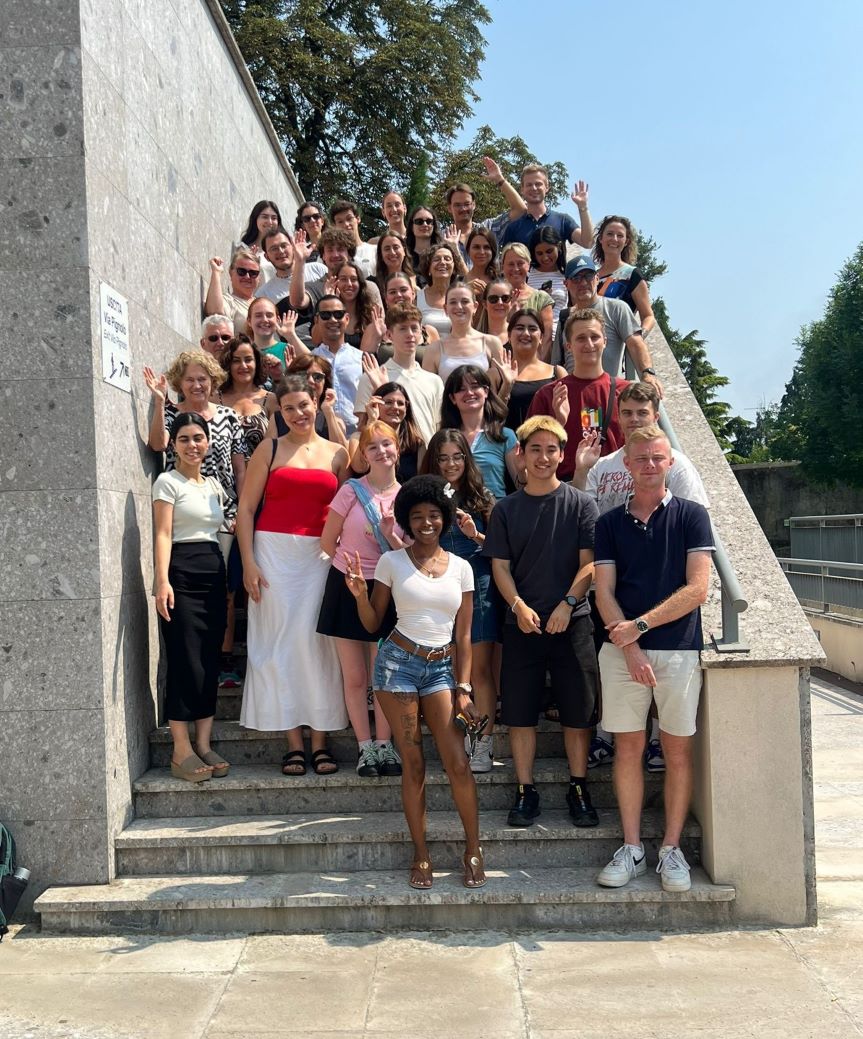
[486,294,512,304]
[234,267,259,278]
[302,212,323,222]
[413,217,434,226]
[206,333,232,343]
[318,309,346,321]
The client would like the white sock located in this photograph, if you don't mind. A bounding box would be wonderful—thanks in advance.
[375,740,388,748]
[359,739,373,751]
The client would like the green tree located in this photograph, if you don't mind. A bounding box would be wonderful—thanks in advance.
[220,0,489,217]
[427,125,568,223]
[771,243,863,485]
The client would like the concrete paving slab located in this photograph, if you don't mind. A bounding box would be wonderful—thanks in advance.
[236,932,380,973]
[0,972,229,1039]
[208,970,374,1033]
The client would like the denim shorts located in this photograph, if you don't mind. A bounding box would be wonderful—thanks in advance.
[372,635,455,697]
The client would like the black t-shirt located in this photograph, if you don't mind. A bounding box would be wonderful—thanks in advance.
[483,483,598,624]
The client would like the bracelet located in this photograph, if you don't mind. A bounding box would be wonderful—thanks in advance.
[510,596,522,612]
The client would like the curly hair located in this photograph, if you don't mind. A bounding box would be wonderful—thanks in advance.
[593,215,638,265]
[421,429,494,520]
[420,241,468,283]
[165,350,226,392]
[440,364,508,443]
[393,474,455,536]
[465,226,499,279]
[318,227,357,259]
[219,335,266,390]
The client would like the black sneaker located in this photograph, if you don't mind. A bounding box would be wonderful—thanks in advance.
[507,785,541,827]
[567,782,599,828]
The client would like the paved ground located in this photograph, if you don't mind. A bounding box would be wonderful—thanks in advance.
[1,669,861,1039]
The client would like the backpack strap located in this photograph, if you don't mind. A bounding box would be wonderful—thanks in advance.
[348,479,392,555]
[600,376,617,443]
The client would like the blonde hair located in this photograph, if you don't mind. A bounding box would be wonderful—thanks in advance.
[624,423,669,453]
[164,350,227,392]
[516,414,567,449]
[229,246,260,271]
[358,420,400,456]
[500,242,531,265]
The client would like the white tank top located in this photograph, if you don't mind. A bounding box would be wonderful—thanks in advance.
[438,338,491,381]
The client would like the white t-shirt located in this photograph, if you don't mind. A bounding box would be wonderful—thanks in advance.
[354,242,377,278]
[255,263,327,305]
[375,548,474,646]
[152,471,224,542]
[586,446,710,515]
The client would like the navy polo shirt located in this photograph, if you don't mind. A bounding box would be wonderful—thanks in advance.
[594,492,714,650]
[499,209,577,247]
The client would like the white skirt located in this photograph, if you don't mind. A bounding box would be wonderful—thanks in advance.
[240,531,348,732]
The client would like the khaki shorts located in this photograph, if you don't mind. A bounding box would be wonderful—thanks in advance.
[598,643,702,737]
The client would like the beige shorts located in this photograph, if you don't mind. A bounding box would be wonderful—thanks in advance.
[599,643,702,737]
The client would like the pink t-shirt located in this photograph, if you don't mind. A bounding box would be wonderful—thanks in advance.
[329,477,403,579]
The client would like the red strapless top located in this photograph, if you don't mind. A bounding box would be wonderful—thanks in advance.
[256,467,338,537]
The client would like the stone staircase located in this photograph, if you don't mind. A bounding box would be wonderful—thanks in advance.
[36,663,735,934]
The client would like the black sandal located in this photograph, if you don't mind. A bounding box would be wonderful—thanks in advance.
[310,748,339,775]
[281,749,307,776]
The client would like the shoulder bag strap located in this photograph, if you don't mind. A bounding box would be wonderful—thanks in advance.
[348,479,392,555]
[600,376,617,442]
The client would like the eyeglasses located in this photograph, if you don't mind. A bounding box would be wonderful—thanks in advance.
[568,272,595,283]
[206,333,232,343]
[413,217,434,226]
[308,372,326,382]
[318,309,346,321]
[302,212,323,222]
[438,453,465,464]
[486,294,512,304]
[234,267,259,279]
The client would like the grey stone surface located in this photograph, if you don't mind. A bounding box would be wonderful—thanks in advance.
[646,327,825,669]
[0,708,107,820]
[0,489,100,600]
[1,267,93,379]
[0,156,88,266]
[0,378,95,491]
[0,45,85,159]
[0,599,103,711]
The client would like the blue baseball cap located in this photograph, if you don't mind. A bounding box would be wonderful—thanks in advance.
[564,255,597,278]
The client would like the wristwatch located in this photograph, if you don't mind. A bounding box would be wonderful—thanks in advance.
[456,682,473,693]
[563,595,580,608]
[635,617,650,635]
[641,367,656,377]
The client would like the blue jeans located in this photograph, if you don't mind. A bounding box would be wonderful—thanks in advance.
[373,635,455,697]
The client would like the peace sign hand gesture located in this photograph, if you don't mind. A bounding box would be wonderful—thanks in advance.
[343,550,368,599]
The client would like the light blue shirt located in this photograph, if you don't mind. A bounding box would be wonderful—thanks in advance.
[313,343,364,434]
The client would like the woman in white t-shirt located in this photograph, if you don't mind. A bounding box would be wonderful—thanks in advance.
[152,413,229,784]
[345,475,486,891]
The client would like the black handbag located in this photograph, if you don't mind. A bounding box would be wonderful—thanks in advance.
[0,823,28,940]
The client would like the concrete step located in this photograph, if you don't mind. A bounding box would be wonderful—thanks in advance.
[133,759,663,818]
[36,866,734,935]
[115,809,699,876]
[148,719,567,768]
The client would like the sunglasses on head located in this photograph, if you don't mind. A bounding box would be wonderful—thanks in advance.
[318,309,346,321]
[206,333,232,342]
[486,294,511,304]
[234,267,259,278]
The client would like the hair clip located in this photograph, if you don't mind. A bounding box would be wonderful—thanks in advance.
[443,482,456,499]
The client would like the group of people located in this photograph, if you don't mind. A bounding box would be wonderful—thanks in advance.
[149,162,713,894]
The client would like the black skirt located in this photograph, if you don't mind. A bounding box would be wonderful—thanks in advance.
[160,541,227,722]
[316,564,396,643]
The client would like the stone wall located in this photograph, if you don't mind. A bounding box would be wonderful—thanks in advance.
[732,461,863,554]
[0,0,302,914]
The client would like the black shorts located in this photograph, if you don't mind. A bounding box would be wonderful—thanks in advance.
[500,613,599,729]
[316,565,396,643]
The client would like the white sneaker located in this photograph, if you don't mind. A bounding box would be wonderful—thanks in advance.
[596,843,646,888]
[656,845,691,892]
[469,734,494,773]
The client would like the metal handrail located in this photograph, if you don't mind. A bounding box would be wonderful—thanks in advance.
[778,558,863,573]
[788,514,863,523]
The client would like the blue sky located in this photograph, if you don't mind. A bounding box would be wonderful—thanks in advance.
[454,0,863,418]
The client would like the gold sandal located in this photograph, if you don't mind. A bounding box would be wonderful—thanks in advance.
[463,848,486,889]
[409,860,433,890]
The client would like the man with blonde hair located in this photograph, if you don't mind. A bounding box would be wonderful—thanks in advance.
[484,415,601,828]
[594,425,713,893]
[500,163,593,248]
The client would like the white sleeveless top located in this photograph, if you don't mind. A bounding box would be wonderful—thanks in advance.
[437,338,491,381]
